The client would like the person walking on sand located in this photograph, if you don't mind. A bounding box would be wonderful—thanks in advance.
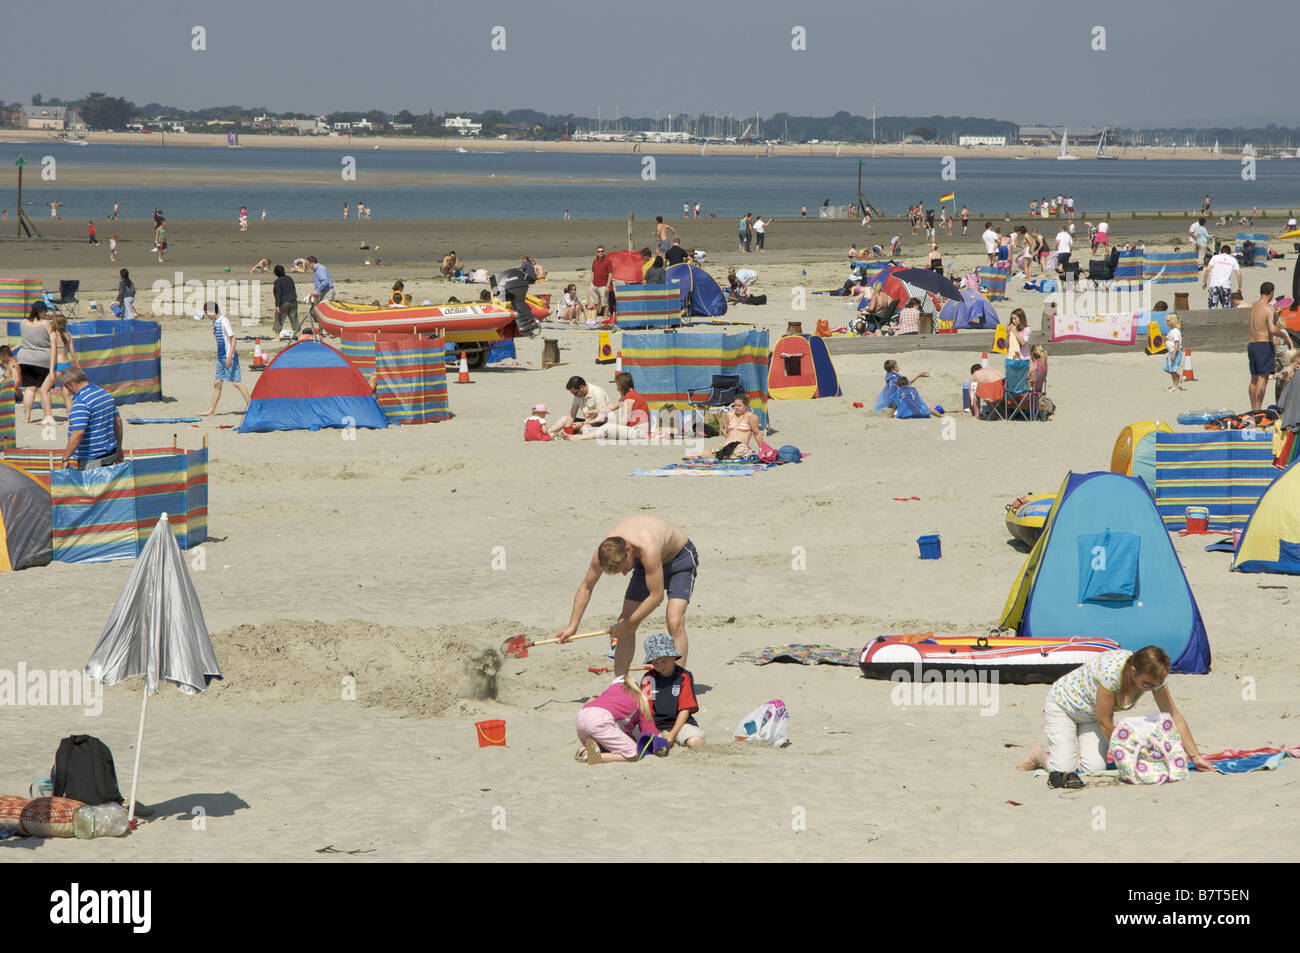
[111,202,119,220]
[154,221,167,263]
[87,220,98,245]
[109,233,118,262]
[1203,243,1240,309]
[1248,282,1286,411]
[199,301,252,417]
[960,205,969,235]
[557,515,699,677]
[343,203,349,221]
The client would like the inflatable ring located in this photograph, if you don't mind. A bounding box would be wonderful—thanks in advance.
[391,292,403,305]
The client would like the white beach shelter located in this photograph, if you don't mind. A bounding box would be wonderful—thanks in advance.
[85,514,223,827]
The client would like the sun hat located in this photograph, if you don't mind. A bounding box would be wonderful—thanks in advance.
[643,633,680,664]
[532,403,548,414]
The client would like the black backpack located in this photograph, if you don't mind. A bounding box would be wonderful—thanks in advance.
[52,735,124,806]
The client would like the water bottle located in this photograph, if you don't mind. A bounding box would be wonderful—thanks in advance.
[73,802,130,839]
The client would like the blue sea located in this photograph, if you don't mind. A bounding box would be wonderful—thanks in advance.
[2,142,1298,222]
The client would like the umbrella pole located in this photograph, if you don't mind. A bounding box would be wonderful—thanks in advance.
[127,684,149,829]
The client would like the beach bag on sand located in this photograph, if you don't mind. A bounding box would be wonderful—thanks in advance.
[1108,714,1190,785]
[52,735,123,807]
[735,699,790,747]
[758,442,778,463]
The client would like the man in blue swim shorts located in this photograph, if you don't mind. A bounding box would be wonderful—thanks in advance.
[1247,281,1285,411]
[557,515,698,677]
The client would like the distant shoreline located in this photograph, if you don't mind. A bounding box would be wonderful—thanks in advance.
[0,128,1253,161]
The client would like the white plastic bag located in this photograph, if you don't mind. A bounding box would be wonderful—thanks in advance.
[734,699,790,747]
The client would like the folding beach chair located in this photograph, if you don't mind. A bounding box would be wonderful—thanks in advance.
[687,374,744,413]
[854,300,897,333]
[974,378,1007,420]
[44,280,79,318]
[1004,358,1035,420]
[1088,259,1113,281]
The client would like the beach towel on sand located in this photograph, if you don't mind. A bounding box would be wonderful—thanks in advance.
[729,645,859,666]
[1196,745,1300,774]
[632,459,778,477]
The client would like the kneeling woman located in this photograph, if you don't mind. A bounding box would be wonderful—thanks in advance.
[1024,646,1212,787]
[564,371,650,442]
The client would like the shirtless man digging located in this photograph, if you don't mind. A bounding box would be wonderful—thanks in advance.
[557,515,698,677]
[1248,282,1286,412]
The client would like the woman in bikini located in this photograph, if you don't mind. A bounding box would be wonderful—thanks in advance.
[716,395,764,457]
[46,315,81,419]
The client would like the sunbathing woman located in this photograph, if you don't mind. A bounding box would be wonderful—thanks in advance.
[715,395,764,457]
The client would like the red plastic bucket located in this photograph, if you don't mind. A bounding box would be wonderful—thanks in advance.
[1186,507,1209,533]
[475,719,507,747]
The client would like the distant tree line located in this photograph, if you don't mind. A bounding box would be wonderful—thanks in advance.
[12,93,1300,146]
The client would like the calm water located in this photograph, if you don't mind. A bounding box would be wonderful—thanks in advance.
[3,142,1298,222]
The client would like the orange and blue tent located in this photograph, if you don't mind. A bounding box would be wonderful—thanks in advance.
[238,340,388,433]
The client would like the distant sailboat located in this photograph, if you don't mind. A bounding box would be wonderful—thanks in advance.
[1214,140,1222,159]
[227,129,241,148]
[1057,128,1078,161]
[63,124,87,146]
[835,143,842,158]
[1096,127,1117,160]
[700,142,707,157]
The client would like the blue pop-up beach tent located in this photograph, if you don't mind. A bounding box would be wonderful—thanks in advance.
[664,263,728,318]
[1000,471,1210,674]
[937,289,1000,329]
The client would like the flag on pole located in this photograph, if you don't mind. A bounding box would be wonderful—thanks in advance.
[939,191,955,204]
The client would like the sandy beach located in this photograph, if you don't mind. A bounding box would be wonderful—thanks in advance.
[2,214,1298,863]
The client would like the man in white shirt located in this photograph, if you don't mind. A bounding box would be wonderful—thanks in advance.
[981,223,999,265]
[1051,227,1072,273]
[1203,244,1241,308]
[548,375,613,436]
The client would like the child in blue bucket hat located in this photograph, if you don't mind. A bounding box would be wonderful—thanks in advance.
[639,633,704,749]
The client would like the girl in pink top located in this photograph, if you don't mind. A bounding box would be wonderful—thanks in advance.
[1009,309,1032,360]
[577,675,657,764]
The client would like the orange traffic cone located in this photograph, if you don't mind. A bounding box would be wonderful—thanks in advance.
[456,351,472,384]
[252,337,266,370]
[980,351,989,368]
[1183,348,1195,382]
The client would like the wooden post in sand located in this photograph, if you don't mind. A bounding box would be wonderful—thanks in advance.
[627,213,634,251]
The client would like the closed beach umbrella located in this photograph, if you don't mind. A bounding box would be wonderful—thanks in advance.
[85,513,222,827]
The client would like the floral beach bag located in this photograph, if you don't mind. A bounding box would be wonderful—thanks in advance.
[1108,714,1190,785]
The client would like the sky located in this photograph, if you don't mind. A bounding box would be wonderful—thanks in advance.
[4,0,1297,129]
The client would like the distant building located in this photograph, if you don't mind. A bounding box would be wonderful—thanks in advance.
[1018,126,1106,145]
[958,135,1006,147]
[23,105,66,130]
[443,116,482,136]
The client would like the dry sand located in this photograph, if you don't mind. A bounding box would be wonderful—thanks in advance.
[1,217,1297,863]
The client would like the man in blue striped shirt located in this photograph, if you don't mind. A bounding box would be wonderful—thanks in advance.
[60,369,122,470]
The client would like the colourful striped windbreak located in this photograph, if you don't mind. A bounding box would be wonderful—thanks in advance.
[621,329,771,427]
[6,319,163,404]
[615,284,683,330]
[1236,233,1270,265]
[338,332,450,425]
[0,395,13,451]
[8,445,207,562]
[0,278,43,322]
[852,261,896,282]
[1143,251,1199,284]
[1154,431,1279,531]
[978,267,1007,300]
[1112,249,1144,286]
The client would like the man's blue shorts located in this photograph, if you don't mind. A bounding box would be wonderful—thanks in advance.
[1248,341,1274,377]
[625,540,699,604]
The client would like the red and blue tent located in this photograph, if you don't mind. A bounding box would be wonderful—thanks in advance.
[237,340,388,433]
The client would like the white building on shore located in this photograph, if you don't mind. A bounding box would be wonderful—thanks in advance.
[443,116,482,136]
[958,135,1006,147]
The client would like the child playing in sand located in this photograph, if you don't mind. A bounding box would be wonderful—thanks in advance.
[576,674,663,765]
[109,234,118,262]
[524,403,552,441]
[1163,315,1184,391]
[1018,646,1211,787]
[639,633,703,748]
[893,377,946,418]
